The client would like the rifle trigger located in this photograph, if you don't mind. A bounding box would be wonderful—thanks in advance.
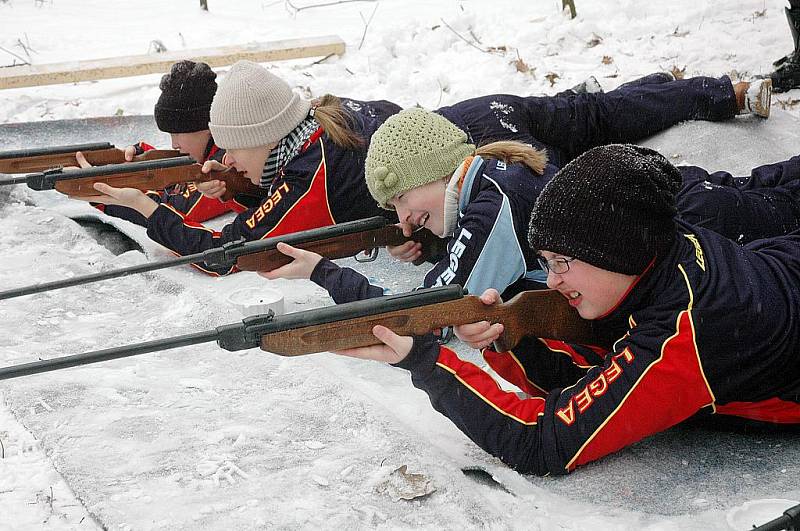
[437,326,454,345]
[355,247,379,263]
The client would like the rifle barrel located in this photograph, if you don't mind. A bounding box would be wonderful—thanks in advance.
[0,142,114,160]
[0,252,207,301]
[0,173,30,186]
[0,285,465,380]
[0,329,219,380]
[753,503,800,531]
[46,155,195,181]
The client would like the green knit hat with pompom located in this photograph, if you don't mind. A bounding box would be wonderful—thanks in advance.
[365,108,475,209]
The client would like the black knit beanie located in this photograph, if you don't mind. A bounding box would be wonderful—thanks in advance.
[154,60,217,133]
[528,144,682,275]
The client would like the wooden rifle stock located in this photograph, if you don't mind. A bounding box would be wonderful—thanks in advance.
[55,166,262,202]
[235,223,447,271]
[0,142,180,173]
[258,286,612,356]
[29,156,265,200]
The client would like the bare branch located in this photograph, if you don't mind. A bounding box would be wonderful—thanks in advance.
[439,18,501,55]
[468,28,482,45]
[14,35,36,64]
[435,78,444,108]
[287,0,376,14]
[309,52,336,66]
[358,2,379,50]
[0,45,31,66]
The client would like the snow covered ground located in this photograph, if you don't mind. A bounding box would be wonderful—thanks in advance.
[2,0,800,529]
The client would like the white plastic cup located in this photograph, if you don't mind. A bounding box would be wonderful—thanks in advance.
[226,287,285,317]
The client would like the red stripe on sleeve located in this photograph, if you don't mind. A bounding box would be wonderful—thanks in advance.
[482,349,547,397]
[183,195,234,223]
[716,397,800,424]
[540,339,593,367]
[437,347,546,425]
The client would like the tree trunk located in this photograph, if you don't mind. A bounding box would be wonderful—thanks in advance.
[562,0,576,18]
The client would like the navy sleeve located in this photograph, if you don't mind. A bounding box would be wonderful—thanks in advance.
[676,156,800,243]
[95,189,163,227]
[309,258,384,303]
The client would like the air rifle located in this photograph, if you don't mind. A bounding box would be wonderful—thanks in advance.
[0,142,180,173]
[0,216,447,301]
[0,284,613,380]
[753,502,800,531]
[0,155,264,201]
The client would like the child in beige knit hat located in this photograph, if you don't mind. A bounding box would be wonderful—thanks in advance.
[69,60,403,276]
[199,60,366,192]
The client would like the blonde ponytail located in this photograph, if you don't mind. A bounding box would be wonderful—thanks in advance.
[310,95,365,150]
[475,140,548,175]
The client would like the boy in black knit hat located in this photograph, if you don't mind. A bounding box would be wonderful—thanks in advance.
[154,60,218,137]
[77,60,257,226]
[331,144,800,475]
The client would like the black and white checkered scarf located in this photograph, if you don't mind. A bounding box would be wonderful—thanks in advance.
[260,115,320,189]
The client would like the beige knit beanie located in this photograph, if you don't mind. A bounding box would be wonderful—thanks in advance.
[365,108,475,209]
[209,60,311,149]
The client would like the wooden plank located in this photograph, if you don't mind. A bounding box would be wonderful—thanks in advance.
[0,35,345,90]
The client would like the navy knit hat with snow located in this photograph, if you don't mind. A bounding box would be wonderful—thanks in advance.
[528,144,682,275]
[154,61,217,133]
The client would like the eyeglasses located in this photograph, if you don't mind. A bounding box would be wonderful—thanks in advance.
[537,255,576,275]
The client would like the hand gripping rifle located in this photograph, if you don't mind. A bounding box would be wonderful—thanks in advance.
[0,155,263,200]
[0,284,613,380]
[0,142,180,174]
[0,216,447,301]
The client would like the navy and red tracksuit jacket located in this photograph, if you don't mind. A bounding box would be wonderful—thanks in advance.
[145,99,401,275]
[393,219,800,475]
[98,138,260,226]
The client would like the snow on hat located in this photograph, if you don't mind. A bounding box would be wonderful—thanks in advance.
[528,144,682,275]
[154,60,217,133]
